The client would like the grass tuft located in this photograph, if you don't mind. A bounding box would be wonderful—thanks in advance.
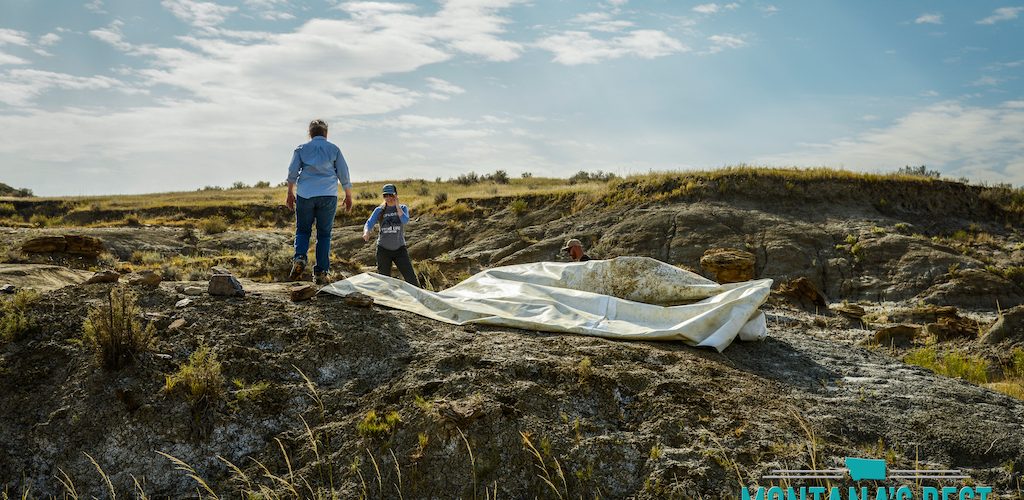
[82,285,154,370]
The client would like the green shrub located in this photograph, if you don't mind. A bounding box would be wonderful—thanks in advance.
[905,347,988,384]
[200,216,229,234]
[83,285,155,370]
[509,198,528,215]
[434,192,449,205]
[29,213,58,227]
[1,289,40,343]
[356,189,377,200]
[165,345,224,405]
[0,202,15,217]
[416,185,431,196]
[357,410,400,438]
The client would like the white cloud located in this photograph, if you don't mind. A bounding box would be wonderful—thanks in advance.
[89,20,134,51]
[693,3,737,15]
[706,34,747,54]
[0,69,138,106]
[971,75,1003,87]
[244,0,294,19]
[760,5,779,15]
[161,0,238,28]
[977,7,1024,25]
[38,33,62,46]
[425,77,465,100]
[0,29,31,47]
[384,114,467,129]
[914,13,942,25]
[537,29,686,65]
[921,90,939,97]
[758,101,1024,185]
[84,0,105,13]
[0,51,29,66]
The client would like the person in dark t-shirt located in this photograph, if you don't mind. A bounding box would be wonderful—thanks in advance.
[561,238,591,262]
[363,184,418,286]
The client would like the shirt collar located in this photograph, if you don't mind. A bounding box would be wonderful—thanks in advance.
[312,136,326,141]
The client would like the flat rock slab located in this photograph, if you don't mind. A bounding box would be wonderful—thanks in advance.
[288,284,318,302]
[85,270,120,284]
[209,274,245,297]
[0,264,93,292]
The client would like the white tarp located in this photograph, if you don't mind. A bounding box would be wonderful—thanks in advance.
[322,256,772,352]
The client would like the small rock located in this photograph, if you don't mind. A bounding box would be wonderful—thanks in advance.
[289,283,318,302]
[183,286,205,296]
[343,292,373,308]
[167,318,187,330]
[832,302,866,318]
[85,270,120,285]
[926,316,979,342]
[209,274,245,297]
[699,248,755,283]
[0,284,15,294]
[175,298,192,308]
[210,266,233,277]
[981,305,1024,344]
[127,270,162,289]
[874,325,919,347]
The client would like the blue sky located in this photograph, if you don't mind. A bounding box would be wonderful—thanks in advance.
[0,1,1022,195]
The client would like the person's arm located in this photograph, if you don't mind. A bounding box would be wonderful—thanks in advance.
[335,149,353,212]
[398,203,410,225]
[362,205,382,241]
[285,148,301,211]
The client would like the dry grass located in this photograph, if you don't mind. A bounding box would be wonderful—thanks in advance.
[82,285,155,370]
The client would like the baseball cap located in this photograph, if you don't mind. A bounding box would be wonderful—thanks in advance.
[561,238,582,252]
[382,184,398,195]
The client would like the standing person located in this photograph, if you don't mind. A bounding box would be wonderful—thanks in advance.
[561,238,592,262]
[363,184,418,286]
[285,119,353,284]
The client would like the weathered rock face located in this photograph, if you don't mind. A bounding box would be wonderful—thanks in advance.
[981,306,1024,344]
[775,277,828,312]
[63,235,104,257]
[925,315,980,342]
[874,325,919,347]
[20,235,104,257]
[700,248,755,283]
[917,269,1024,310]
[20,236,67,253]
[208,274,245,297]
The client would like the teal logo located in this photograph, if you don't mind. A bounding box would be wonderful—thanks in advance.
[741,457,992,500]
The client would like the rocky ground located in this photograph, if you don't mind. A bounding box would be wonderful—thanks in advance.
[2,175,1024,498]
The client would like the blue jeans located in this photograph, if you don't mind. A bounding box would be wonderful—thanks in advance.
[294,195,337,274]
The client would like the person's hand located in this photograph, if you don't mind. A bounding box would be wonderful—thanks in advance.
[343,195,352,212]
[285,191,296,211]
[362,231,370,242]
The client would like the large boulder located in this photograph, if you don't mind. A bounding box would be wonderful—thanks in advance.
[21,236,67,253]
[63,235,104,257]
[981,306,1024,344]
[874,325,918,347]
[700,248,755,283]
[21,235,103,258]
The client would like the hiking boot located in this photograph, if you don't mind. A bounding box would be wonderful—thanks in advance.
[314,271,332,285]
[288,259,306,281]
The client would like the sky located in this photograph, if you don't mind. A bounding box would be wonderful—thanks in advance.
[0,1,1022,196]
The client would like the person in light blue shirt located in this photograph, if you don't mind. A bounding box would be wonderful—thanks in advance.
[285,119,353,284]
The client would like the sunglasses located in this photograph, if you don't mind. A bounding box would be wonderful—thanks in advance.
[383,193,396,198]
